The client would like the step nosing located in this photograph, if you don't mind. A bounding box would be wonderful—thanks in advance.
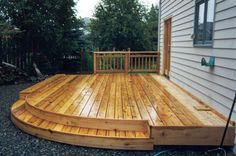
[24,100,151,133]
[12,104,151,139]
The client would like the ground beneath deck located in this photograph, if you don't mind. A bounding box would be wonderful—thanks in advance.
[1,81,235,155]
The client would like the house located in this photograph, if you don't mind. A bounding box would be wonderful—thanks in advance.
[158,0,236,148]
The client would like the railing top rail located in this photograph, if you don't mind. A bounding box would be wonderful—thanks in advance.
[94,51,160,54]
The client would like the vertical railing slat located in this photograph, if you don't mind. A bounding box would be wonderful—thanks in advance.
[94,51,160,73]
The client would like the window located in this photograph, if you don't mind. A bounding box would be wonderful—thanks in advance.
[194,0,215,46]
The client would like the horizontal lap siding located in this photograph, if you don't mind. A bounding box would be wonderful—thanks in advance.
[159,0,236,129]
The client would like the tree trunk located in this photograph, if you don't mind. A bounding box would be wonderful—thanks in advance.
[33,62,43,78]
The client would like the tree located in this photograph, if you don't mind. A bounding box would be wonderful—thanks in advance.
[90,0,150,51]
[146,5,159,51]
[0,0,85,73]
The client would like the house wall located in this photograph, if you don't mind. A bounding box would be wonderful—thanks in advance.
[159,0,236,145]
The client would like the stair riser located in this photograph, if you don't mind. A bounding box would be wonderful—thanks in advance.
[11,114,153,150]
[25,102,150,133]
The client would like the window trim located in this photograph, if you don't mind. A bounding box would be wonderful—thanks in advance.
[194,0,215,47]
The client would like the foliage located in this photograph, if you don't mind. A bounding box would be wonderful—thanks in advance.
[0,0,85,73]
[145,5,159,51]
[90,0,151,51]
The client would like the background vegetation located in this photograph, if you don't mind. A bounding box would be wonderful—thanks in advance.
[0,0,159,76]
[89,0,159,51]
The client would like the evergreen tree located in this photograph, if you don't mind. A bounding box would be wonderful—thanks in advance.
[90,0,150,51]
[146,5,159,51]
[5,0,83,54]
[0,0,85,73]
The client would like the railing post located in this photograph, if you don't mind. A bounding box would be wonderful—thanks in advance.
[93,52,97,74]
[125,49,131,73]
[125,53,128,73]
[125,52,130,73]
[157,52,160,74]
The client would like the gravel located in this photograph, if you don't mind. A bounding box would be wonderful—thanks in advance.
[0,83,235,156]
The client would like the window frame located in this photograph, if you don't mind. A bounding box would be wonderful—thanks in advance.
[194,0,215,47]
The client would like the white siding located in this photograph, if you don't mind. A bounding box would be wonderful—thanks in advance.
[159,0,236,144]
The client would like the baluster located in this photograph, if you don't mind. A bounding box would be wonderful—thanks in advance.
[137,56,140,69]
[142,57,144,71]
[118,55,120,70]
[109,54,112,70]
[152,56,155,70]
[121,54,123,70]
[117,55,119,70]
[130,56,133,71]
[145,56,148,70]
[104,54,106,71]
[102,55,104,71]
[140,57,142,70]
[113,55,115,70]
[104,55,107,70]
[100,55,102,70]
[106,55,108,71]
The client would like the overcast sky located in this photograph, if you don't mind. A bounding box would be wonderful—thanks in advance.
[76,0,159,18]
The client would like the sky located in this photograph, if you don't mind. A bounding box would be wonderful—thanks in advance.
[76,0,159,18]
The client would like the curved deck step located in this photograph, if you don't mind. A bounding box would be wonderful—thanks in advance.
[25,101,150,132]
[20,74,66,99]
[11,100,154,150]
[22,74,150,132]
[13,74,235,149]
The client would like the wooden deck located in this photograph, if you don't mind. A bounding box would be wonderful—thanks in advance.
[11,74,235,150]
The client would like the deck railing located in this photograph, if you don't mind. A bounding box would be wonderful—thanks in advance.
[93,51,160,73]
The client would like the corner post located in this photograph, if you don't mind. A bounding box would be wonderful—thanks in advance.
[93,52,97,74]
[125,48,130,73]
[157,52,160,74]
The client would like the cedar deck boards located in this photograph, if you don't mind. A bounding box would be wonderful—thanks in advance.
[11,74,235,150]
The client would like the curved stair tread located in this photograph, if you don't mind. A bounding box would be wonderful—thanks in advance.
[11,100,154,150]
[23,76,151,132]
[25,100,150,132]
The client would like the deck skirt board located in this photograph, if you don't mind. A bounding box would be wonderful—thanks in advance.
[11,74,235,150]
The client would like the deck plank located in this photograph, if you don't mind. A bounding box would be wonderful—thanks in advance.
[150,75,213,126]
[88,75,109,117]
[44,76,86,113]
[115,74,123,119]
[125,75,142,120]
[80,75,106,117]
[146,74,202,126]
[64,75,93,115]
[106,78,116,119]
[121,74,136,137]
[133,75,163,126]
[21,75,64,93]
[97,74,113,118]
[130,75,153,125]
[120,74,132,120]
[72,75,100,116]
[11,74,235,150]
[56,75,90,114]
[27,75,77,105]
[138,75,183,126]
